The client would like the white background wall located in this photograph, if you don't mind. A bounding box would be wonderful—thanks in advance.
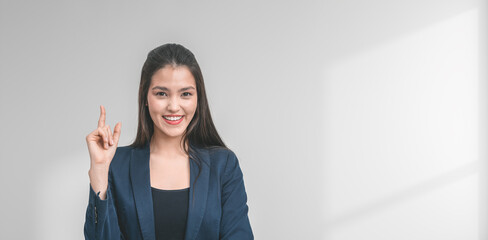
[0,0,485,239]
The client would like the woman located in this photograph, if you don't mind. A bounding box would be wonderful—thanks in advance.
[84,43,253,240]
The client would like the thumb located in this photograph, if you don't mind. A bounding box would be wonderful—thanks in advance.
[113,122,122,145]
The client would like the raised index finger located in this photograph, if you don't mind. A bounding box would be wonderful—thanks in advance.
[98,105,106,128]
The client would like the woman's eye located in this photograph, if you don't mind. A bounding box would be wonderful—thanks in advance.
[182,92,192,97]
[156,92,167,96]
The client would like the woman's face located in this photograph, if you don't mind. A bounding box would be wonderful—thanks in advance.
[147,65,198,140]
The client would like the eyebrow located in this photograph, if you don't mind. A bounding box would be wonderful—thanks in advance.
[151,86,196,92]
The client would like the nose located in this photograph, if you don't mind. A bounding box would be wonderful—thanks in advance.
[167,97,180,112]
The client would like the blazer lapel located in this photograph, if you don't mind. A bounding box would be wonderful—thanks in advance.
[130,142,210,240]
[184,145,211,240]
[130,141,156,240]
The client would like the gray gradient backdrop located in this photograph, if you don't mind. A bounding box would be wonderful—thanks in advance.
[1,1,487,239]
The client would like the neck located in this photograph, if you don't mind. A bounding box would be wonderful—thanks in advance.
[149,130,188,157]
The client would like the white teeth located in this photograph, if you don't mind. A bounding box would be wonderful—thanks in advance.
[163,116,183,121]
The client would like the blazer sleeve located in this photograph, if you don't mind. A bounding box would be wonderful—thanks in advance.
[84,168,124,240]
[219,151,254,240]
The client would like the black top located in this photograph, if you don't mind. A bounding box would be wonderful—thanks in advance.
[151,187,190,240]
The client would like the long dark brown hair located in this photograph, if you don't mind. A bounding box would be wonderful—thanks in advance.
[129,43,226,205]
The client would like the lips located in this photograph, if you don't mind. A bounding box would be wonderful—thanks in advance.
[163,115,183,121]
[162,115,184,125]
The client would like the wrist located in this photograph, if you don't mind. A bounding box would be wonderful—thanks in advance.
[89,164,109,174]
[88,169,109,200]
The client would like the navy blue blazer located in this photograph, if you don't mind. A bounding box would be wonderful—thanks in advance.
[84,141,253,240]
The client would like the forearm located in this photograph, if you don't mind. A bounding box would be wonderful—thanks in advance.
[85,182,123,240]
[88,165,109,200]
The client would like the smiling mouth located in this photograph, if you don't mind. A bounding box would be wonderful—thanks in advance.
[163,115,183,121]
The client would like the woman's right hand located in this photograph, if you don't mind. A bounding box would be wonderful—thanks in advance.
[86,105,121,199]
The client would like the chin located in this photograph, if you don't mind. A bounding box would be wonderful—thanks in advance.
[160,128,185,138]
[167,133,184,138]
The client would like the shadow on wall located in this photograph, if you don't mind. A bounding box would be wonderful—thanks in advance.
[320,7,479,240]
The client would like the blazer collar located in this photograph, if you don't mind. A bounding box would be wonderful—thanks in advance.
[130,141,211,240]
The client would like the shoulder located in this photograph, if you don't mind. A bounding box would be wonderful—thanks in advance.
[207,146,236,157]
[114,145,133,159]
[109,145,135,170]
[207,146,237,161]
[115,145,133,155]
[202,146,241,173]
